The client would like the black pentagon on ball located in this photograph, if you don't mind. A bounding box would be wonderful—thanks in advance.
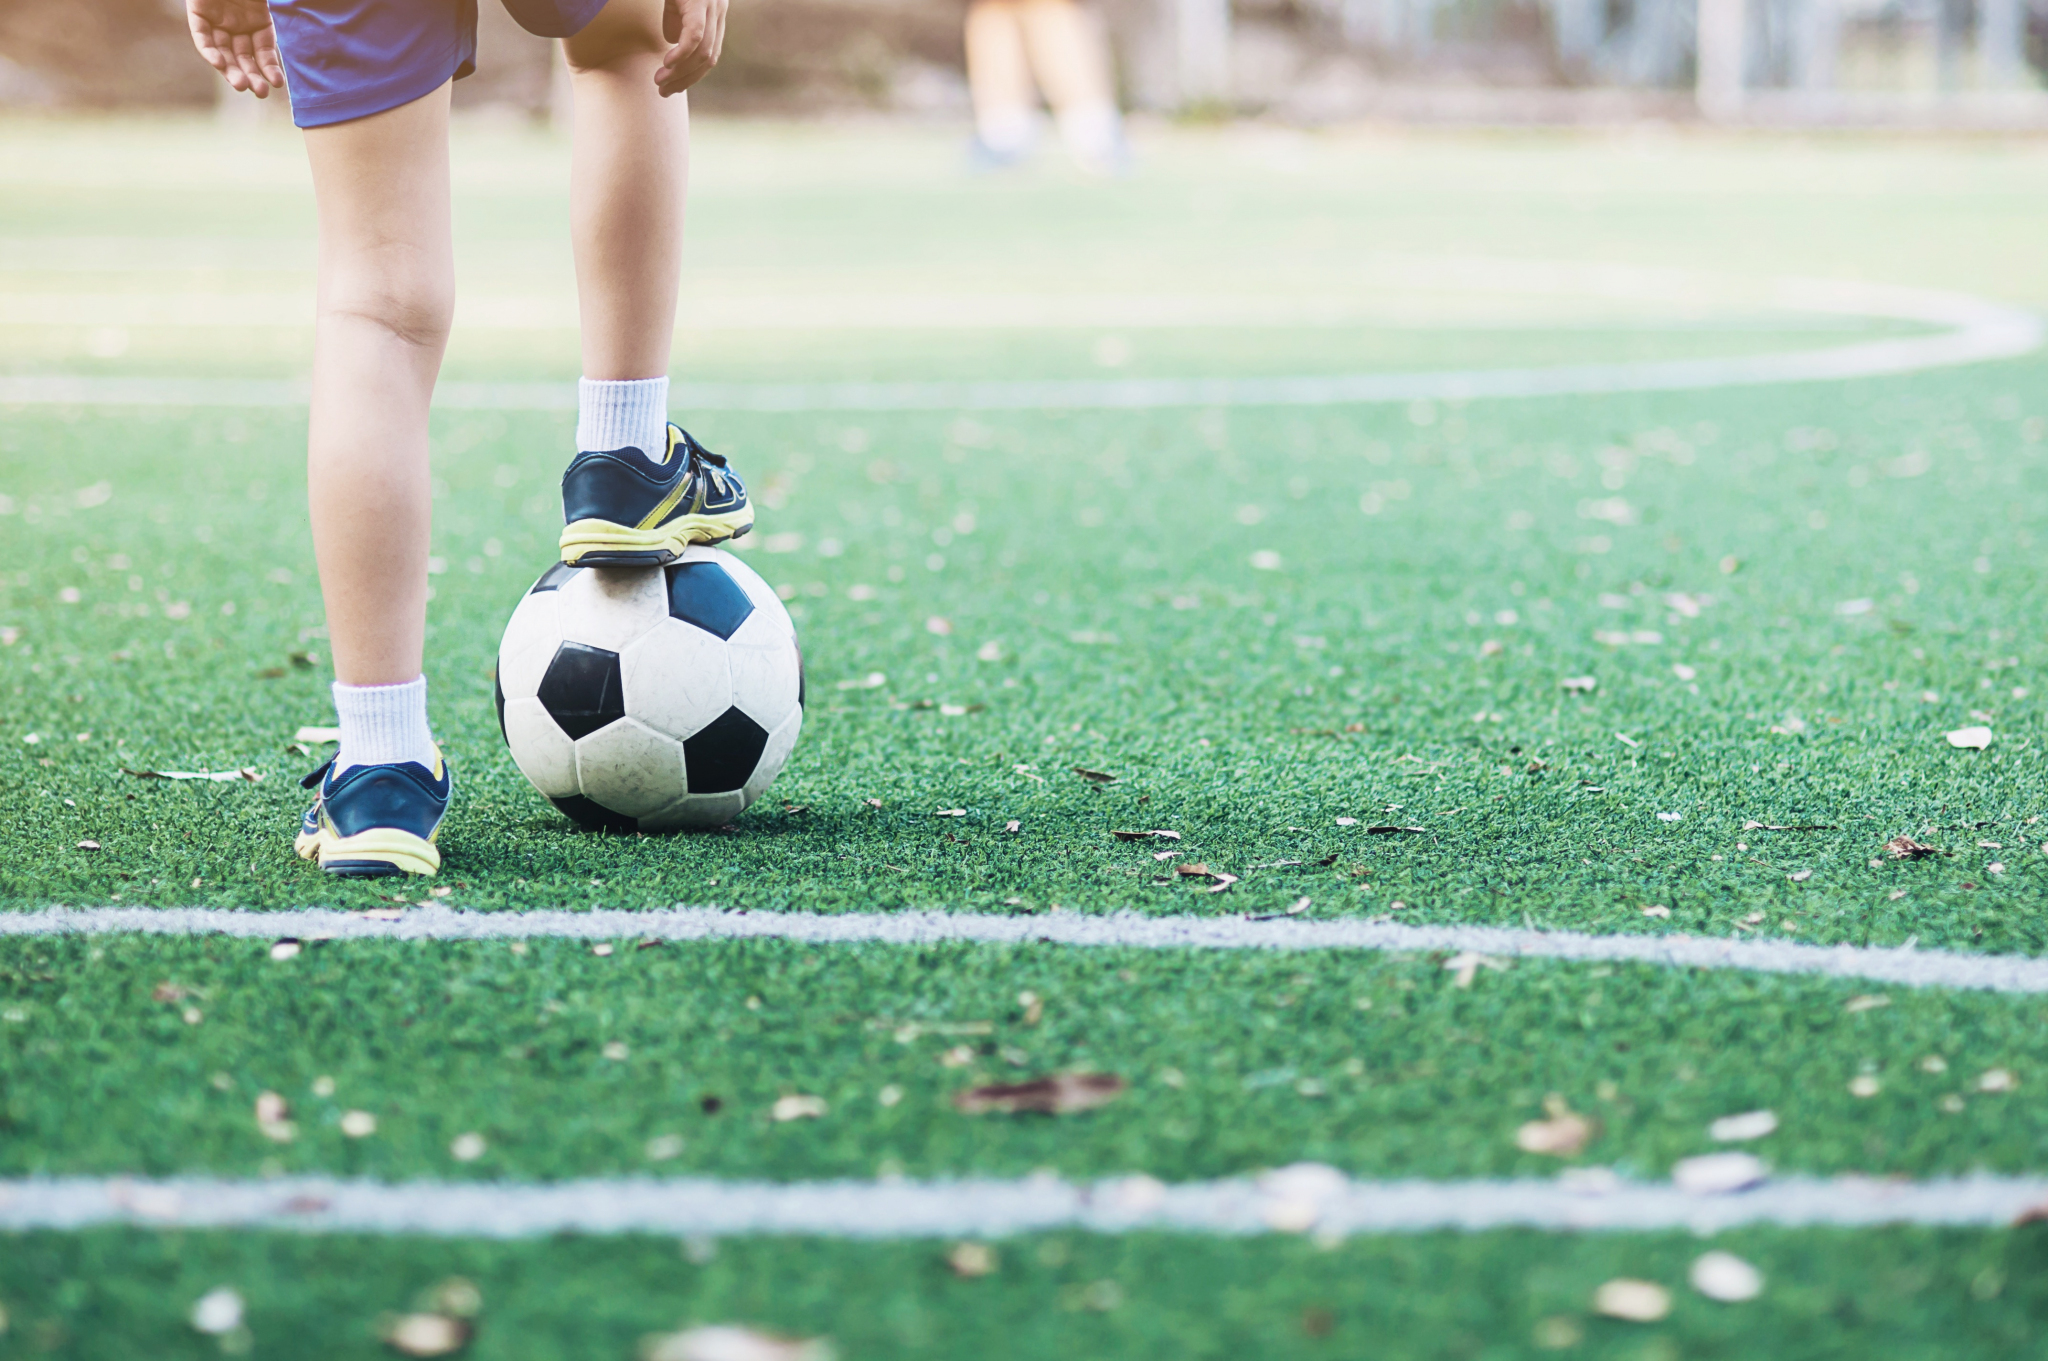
[664,560,754,640]
[550,794,637,832]
[537,641,625,740]
[494,668,507,743]
[529,561,580,594]
[684,706,770,793]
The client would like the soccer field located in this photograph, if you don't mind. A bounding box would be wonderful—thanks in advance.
[5,114,2048,1356]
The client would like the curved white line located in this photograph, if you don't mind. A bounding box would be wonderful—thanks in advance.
[6,906,2045,994]
[0,277,2035,413]
[0,1172,2040,1237]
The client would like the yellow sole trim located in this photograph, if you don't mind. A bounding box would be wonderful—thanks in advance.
[559,507,756,565]
[293,831,321,861]
[317,828,441,877]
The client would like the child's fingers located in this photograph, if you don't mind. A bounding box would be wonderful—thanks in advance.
[706,0,726,67]
[229,31,274,97]
[256,31,286,87]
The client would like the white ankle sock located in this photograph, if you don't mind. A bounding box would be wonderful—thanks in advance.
[332,676,436,774]
[577,376,669,459]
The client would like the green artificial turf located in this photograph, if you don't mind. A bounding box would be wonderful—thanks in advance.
[3,1224,2046,1360]
[8,114,2048,1357]
[5,377,2048,945]
[4,936,2045,1182]
[4,120,2048,939]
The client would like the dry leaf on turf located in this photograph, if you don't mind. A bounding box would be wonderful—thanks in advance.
[1111,829,1180,842]
[1072,767,1118,783]
[1946,726,1994,750]
[340,1110,377,1138]
[1978,1069,2018,1093]
[1641,905,1670,918]
[254,1091,296,1143]
[1845,994,1890,1013]
[640,1325,835,1361]
[771,1094,828,1121]
[380,1312,471,1356]
[947,1242,999,1277]
[1516,1096,1596,1157]
[1560,676,1597,693]
[189,1287,244,1335]
[293,726,342,744]
[1708,1110,1778,1142]
[1364,825,1428,835]
[1691,1251,1764,1302]
[1594,1279,1672,1322]
[953,1072,1126,1115]
[1884,834,1941,859]
[1673,1151,1767,1194]
[1444,951,1506,988]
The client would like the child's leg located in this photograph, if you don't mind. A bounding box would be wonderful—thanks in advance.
[566,0,686,457]
[965,0,1041,160]
[302,82,454,764]
[554,0,755,567]
[1016,0,1125,173]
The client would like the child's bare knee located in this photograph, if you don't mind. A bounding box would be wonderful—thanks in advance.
[323,270,455,350]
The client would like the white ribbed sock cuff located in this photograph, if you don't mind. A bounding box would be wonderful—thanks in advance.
[576,376,669,459]
[332,676,435,774]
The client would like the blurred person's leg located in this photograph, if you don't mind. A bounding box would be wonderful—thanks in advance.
[556,0,754,566]
[1016,0,1125,174]
[302,82,453,764]
[965,0,1041,163]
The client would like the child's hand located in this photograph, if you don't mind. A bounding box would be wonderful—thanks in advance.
[656,0,728,95]
[186,0,286,99]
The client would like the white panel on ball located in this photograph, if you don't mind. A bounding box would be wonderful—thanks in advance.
[641,789,748,832]
[501,696,579,797]
[497,593,561,701]
[725,611,801,729]
[743,707,804,806]
[554,565,670,653]
[620,618,734,742]
[574,717,688,819]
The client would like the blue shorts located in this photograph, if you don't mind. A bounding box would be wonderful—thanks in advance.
[269,0,611,128]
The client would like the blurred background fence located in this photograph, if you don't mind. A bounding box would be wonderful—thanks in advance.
[1,0,2043,123]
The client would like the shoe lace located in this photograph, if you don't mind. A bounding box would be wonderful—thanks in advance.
[681,430,736,500]
[299,758,335,790]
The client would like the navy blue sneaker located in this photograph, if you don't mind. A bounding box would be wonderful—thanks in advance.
[559,423,753,568]
[294,750,451,878]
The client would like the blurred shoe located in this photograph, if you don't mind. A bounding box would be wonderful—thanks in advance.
[294,750,451,878]
[1058,105,1130,177]
[967,134,1033,171]
[559,423,753,568]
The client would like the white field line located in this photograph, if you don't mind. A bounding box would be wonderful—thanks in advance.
[1,1172,2043,1237]
[0,278,2035,413]
[8,906,2048,994]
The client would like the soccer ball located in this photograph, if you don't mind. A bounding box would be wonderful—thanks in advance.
[494,547,803,831]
